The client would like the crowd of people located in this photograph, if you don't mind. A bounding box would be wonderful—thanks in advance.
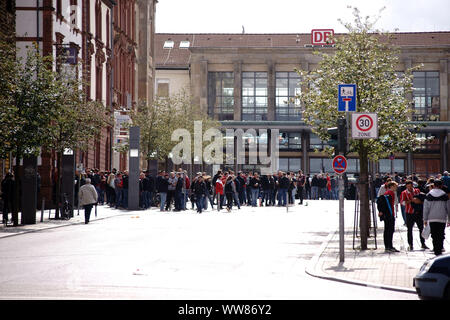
[1,168,449,252]
[375,171,450,256]
[73,168,343,214]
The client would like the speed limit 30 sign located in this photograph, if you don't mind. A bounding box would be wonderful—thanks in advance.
[351,113,378,139]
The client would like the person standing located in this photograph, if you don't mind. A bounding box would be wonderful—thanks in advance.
[215,175,224,211]
[297,171,305,205]
[78,178,98,224]
[157,172,168,212]
[225,176,234,212]
[166,172,177,211]
[311,174,319,200]
[1,173,15,224]
[400,180,426,251]
[114,172,123,209]
[278,172,290,207]
[249,172,260,207]
[423,180,450,256]
[379,181,400,252]
[193,176,207,213]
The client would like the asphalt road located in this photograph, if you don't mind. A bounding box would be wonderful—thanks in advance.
[0,204,417,300]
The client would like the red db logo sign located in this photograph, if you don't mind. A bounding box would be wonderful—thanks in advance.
[311,29,334,45]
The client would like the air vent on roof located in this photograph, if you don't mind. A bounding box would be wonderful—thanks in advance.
[163,40,174,49]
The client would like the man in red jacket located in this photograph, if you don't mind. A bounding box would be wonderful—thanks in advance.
[400,180,426,251]
[215,175,224,211]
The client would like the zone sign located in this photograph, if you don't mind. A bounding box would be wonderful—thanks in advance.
[351,113,378,139]
[311,29,335,45]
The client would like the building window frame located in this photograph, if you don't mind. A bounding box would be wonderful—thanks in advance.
[208,72,234,121]
[275,72,301,121]
[412,71,440,121]
[241,72,268,121]
[278,132,301,150]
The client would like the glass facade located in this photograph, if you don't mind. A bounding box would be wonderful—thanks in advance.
[242,72,268,120]
[275,72,301,121]
[413,71,440,121]
[278,132,301,150]
[309,133,331,151]
[279,158,301,172]
[207,72,234,120]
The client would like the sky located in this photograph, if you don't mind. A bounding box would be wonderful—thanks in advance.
[155,0,450,34]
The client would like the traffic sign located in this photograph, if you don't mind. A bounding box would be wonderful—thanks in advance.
[351,113,378,139]
[338,84,357,112]
[332,155,348,174]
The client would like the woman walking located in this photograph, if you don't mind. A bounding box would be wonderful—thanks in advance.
[78,178,98,224]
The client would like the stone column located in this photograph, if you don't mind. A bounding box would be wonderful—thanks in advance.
[233,60,242,121]
[267,60,275,121]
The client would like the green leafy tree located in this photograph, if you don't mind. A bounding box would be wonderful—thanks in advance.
[0,42,57,225]
[129,89,220,168]
[296,7,423,249]
[43,58,112,218]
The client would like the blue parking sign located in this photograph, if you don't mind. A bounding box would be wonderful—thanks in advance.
[338,84,357,112]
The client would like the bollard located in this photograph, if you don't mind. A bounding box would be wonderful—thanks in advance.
[40,198,45,222]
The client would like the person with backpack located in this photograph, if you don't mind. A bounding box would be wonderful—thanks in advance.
[377,181,400,252]
[423,180,450,256]
[225,176,235,212]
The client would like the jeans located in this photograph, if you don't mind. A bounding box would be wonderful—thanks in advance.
[196,195,204,213]
[278,188,287,206]
[406,212,425,247]
[233,192,241,209]
[400,205,406,225]
[251,188,259,207]
[122,189,128,209]
[311,186,319,200]
[159,192,167,211]
[115,188,123,208]
[84,204,94,224]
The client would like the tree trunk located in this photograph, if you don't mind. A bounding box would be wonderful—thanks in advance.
[359,142,370,250]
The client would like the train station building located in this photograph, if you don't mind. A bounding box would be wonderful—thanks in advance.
[155,31,450,177]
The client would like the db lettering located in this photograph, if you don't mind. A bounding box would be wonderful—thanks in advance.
[311,29,334,45]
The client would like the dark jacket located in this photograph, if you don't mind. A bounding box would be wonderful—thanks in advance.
[143,175,155,192]
[193,180,207,196]
[279,176,290,189]
[156,176,169,193]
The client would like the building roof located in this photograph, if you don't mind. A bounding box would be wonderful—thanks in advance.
[155,31,450,68]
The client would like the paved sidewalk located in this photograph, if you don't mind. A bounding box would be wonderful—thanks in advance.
[0,204,133,238]
[306,221,450,294]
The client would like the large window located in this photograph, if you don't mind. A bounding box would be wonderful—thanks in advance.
[279,158,301,172]
[242,72,268,121]
[416,133,440,153]
[309,133,331,151]
[378,159,405,174]
[309,158,333,174]
[207,72,234,120]
[413,71,440,121]
[275,72,301,120]
[279,132,301,150]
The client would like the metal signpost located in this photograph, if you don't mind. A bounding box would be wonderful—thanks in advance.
[333,155,348,263]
